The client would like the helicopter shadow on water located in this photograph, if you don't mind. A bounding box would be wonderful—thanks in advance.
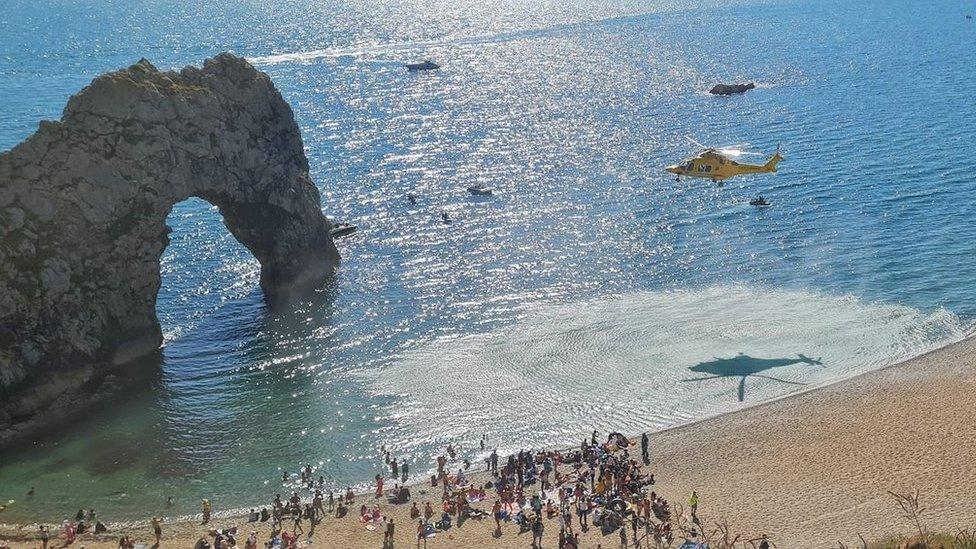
[682,352,824,402]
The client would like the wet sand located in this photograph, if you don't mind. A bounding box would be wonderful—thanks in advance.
[3,335,975,548]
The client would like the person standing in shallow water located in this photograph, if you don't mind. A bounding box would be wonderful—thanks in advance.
[402,461,409,482]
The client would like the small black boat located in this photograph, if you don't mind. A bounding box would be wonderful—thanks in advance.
[406,60,440,71]
[467,184,493,196]
[330,222,358,238]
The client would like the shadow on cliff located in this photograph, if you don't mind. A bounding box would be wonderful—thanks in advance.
[682,353,824,401]
[0,348,165,470]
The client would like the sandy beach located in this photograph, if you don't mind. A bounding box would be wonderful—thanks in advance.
[3,335,975,549]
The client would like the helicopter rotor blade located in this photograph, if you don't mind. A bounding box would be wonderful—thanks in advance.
[684,136,707,149]
[717,145,765,157]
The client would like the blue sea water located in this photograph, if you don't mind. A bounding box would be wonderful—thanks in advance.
[1,0,975,523]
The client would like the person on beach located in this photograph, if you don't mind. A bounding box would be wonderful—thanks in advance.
[391,458,399,478]
[641,432,650,464]
[313,491,325,520]
[402,461,409,482]
[531,515,544,548]
[327,491,335,512]
[292,507,304,535]
[152,516,162,545]
[272,504,283,530]
[201,499,212,524]
[39,525,49,549]
[62,521,76,545]
[416,519,427,549]
[345,487,355,504]
[376,474,385,498]
[576,497,588,531]
[423,502,434,522]
[384,518,395,546]
[689,491,699,518]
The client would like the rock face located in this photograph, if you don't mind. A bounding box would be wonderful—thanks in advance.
[0,53,339,442]
[709,82,756,95]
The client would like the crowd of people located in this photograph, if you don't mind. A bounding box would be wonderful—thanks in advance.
[20,431,775,549]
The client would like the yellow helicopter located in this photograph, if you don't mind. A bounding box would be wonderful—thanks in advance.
[666,137,783,184]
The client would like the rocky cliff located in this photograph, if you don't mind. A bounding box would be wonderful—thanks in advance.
[0,53,339,443]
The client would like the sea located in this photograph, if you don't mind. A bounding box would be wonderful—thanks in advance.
[1,0,975,523]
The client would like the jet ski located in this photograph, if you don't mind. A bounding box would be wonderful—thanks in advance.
[330,222,358,238]
[406,60,440,71]
[467,184,493,196]
[749,196,771,207]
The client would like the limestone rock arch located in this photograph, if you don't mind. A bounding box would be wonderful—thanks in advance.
[0,54,339,441]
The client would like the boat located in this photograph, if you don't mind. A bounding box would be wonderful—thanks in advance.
[406,60,440,71]
[749,197,771,207]
[330,222,358,238]
[467,184,493,196]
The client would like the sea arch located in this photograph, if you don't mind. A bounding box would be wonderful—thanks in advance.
[0,54,338,442]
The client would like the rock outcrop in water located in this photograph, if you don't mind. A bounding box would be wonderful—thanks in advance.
[0,53,339,443]
[709,82,756,95]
